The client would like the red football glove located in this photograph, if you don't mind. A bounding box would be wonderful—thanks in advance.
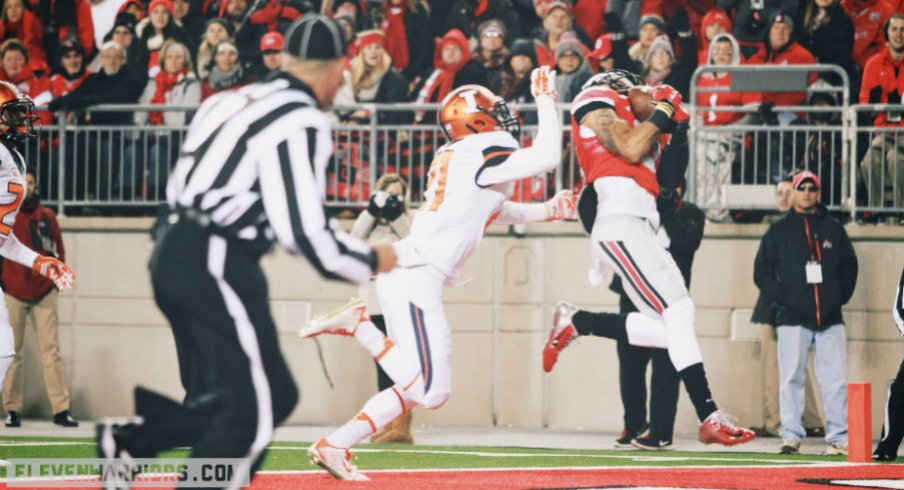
[33,256,74,291]
[650,85,689,122]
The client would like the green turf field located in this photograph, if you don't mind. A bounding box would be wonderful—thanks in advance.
[0,435,849,477]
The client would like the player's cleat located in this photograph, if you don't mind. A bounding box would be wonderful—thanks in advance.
[307,438,369,481]
[299,298,368,339]
[872,450,897,462]
[96,419,137,490]
[543,301,579,372]
[698,410,756,446]
[632,434,674,451]
[614,424,648,449]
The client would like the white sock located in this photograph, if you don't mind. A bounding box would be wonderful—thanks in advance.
[326,387,411,448]
[625,313,669,348]
[662,297,703,371]
[355,321,419,387]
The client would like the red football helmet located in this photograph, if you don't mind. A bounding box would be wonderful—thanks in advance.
[0,81,37,144]
[437,85,520,141]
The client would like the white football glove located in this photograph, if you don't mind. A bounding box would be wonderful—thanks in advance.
[33,256,74,291]
[530,66,557,100]
[545,190,577,221]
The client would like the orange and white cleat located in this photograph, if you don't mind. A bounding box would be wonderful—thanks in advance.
[698,410,756,446]
[299,298,368,339]
[542,301,579,372]
[307,438,369,481]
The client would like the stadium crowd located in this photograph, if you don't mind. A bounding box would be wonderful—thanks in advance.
[0,0,902,221]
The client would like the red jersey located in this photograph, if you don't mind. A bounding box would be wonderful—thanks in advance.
[695,73,762,125]
[842,0,896,68]
[570,86,661,197]
[859,46,904,126]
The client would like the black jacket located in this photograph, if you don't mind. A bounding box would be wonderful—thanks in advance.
[753,205,858,330]
[48,65,144,125]
[372,68,410,125]
[796,4,857,90]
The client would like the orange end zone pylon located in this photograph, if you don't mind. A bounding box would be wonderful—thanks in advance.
[848,382,872,463]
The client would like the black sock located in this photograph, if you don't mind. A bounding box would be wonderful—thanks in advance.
[678,363,718,422]
[572,311,628,342]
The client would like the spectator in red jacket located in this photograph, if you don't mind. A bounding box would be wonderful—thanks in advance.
[32,0,96,59]
[572,0,608,40]
[0,0,46,73]
[859,13,904,210]
[379,0,432,83]
[0,167,77,430]
[698,7,732,64]
[134,0,192,79]
[0,39,48,97]
[843,0,896,69]
[200,39,249,100]
[412,28,487,121]
[33,38,89,124]
[748,11,817,108]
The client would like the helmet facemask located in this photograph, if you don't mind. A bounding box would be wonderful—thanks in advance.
[0,98,38,144]
[485,99,521,140]
[581,69,643,95]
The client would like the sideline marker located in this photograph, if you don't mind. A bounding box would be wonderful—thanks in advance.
[847,382,871,463]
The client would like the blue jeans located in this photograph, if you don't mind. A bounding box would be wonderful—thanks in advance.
[777,324,847,444]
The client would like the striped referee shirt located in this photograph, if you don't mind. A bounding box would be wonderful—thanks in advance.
[167,72,376,284]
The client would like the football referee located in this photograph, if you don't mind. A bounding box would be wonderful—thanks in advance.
[96,15,397,489]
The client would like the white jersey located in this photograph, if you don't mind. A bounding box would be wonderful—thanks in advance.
[0,143,27,238]
[404,131,520,278]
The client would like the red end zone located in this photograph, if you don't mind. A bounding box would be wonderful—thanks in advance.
[253,464,904,490]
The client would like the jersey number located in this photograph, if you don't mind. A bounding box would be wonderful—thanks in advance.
[0,182,23,235]
[421,151,452,211]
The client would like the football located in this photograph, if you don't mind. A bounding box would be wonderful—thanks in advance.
[627,87,656,121]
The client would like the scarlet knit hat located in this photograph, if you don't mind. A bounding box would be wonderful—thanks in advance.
[148,0,173,15]
[355,30,385,50]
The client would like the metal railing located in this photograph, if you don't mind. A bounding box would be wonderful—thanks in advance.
[27,87,904,219]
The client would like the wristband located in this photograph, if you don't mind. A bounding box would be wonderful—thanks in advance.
[648,107,676,133]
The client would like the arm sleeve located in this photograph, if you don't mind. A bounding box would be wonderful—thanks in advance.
[753,225,781,304]
[837,226,858,305]
[258,119,377,284]
[493,201,549,225]
[476,94,562,186]
[0,232,38,268]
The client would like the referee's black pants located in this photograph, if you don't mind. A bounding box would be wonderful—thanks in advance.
[140,217,298,486]
[877,356,904,457]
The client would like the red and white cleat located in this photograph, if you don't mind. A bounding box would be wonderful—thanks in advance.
[299,298,368,339]
[542,301,579,372]
[698,410,756,446]
[307,438,369,481]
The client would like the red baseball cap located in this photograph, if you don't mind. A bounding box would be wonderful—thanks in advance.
[260,31,284,52]
[543,1,572,17]
[589,34,613,60]
[792,170,820,190]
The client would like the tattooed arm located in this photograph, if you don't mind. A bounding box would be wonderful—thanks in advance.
[580,108,661,163]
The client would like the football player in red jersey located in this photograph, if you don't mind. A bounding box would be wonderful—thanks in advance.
[544,70,756,447]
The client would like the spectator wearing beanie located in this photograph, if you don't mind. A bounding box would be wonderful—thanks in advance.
[641,10,697,97]
[218,0,266,67]
[196,17,233,79]
[33,0,95,59]
[117,0,145,21]
[696,32,761,126]
[628,14,664,69]
[698,7,732,65]
[336,29,409,125]
[33,39,90,123]
[499,38,537,116]
[412,28,487,123]
[92,12,141,73]
[748,11,817,108]
[134,40,199,197]
[380,0,432,83]
[0,39,48,97]
[554,31,591,103]
[0,0,47,74]
[200,39,250,100]
[472,20,508,94]
[135,0,192,79]
[533,2,590,68]
[252,31,283,81]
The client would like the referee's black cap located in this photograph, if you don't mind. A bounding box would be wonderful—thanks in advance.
[284,14,347,60]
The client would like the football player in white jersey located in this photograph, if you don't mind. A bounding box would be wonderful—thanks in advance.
[299,66,574,480]
[0,81,74,390]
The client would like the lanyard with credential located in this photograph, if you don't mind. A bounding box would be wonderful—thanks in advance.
[803,217,822,263]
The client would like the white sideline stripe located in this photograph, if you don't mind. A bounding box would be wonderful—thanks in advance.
[267,446,835,465]
[258,461,864,475]
[0,442,92,447]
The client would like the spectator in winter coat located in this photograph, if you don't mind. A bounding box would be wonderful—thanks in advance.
[91,12,140,74]
[412,28,487,123]
[200,39,250,100]
[134,40,199,199]
[717,0,799,55]
[748,11,817,109]
[554,32,591,102]
[0,0,47,73]
[842,0,896,69]
[195,18,233,79]
[337,30,410,125]
[472,20,509,94]
[251,31,282,82]
[380,0,432,83]
[753,169,858,456]
[134,0,192,79]
[34,0,96,59]
[499,37,536,108]
[799,0,856,91]
[0,39,48,98]
[172,0,204,43]
[628,14,664,70]
[33,38,90,123]
[533,2,591,68]
[698,7,732,64]
[641,10,697,97]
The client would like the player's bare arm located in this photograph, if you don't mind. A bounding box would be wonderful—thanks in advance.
[581,107,661,163]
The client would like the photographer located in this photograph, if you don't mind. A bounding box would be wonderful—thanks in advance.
[349,173,413,444]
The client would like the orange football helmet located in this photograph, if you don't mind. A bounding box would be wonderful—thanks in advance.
[437,85,520,141]
[0,81,37,144]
